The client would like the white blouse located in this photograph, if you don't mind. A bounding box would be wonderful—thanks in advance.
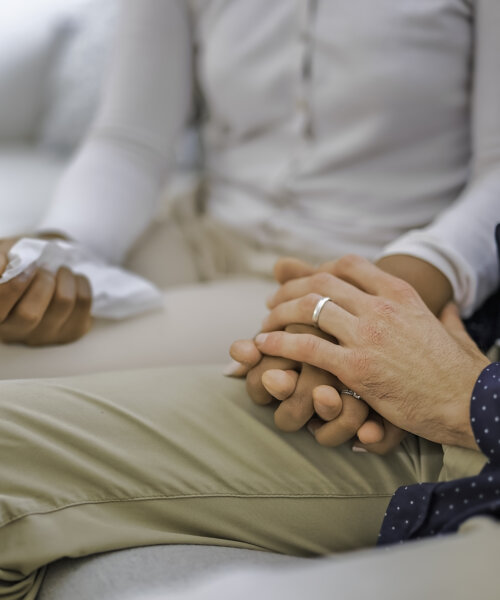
[39,0,500,315]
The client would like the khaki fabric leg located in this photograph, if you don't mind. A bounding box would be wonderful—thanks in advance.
[439,444,488,482]
[0,366,443,599]
[0,278,275,380]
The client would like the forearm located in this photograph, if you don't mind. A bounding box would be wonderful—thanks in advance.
[39,0,193,263]
[376,254,452,315]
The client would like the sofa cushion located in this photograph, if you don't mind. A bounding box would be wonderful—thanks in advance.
[39,545,305,600]
[0,2,67,141]
[40,0,119,154]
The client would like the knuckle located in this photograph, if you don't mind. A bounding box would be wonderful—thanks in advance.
[53,288,76,311]
[391,279,417,301]
[335,254,363,273]
[8,275,30,297]
[302,334,322,357]
[349,350,372,377]
[274,407,304,432]
[288,397,311,422]
[301,293,321,315]
[372,298,396,318]
[339,414,363,435]
[360,321,387,346]
[311,271,332,289]
[58,266,72,277]
[246,367,265,395]
[15,306,41,328]
[38,270,57,291]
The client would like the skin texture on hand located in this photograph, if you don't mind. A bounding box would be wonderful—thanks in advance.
[255,255,490,450]
[375,254,453,315]
[229,253,457,453]
[0,237,93,346]
[230,332,389,448]
[229,258,390,450]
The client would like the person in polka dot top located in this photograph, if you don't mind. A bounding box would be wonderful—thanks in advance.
[378,363,500,545]
[255,226,500,546]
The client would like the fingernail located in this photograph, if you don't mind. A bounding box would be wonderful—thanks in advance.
[254,333,268,345]
[222,360,245,377]
[352,445,368,454]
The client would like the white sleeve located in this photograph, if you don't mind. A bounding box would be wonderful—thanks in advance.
[380,0,500,317]
[38,0,193,264]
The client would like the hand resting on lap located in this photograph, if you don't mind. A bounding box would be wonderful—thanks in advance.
[228,257,391,451]
[255,255,490,450]
[0,237,92,345]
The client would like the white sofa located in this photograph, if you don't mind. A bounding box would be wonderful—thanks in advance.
[2,4,498,599]
[0,0,118,239]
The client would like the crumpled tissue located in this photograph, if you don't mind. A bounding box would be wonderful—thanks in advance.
[0,238,163,319]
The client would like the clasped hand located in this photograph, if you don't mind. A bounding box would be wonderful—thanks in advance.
[229,254,488,453]
[228,256,406,455]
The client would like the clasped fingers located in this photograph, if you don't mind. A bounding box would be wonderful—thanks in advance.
[262,293,357,344]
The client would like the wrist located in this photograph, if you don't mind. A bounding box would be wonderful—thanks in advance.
[440,356,491,451]
[376,254,452,315]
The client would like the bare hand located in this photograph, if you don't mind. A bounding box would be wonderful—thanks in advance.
[255,255,490,450]
[228,257,403,451]
[0,239,93,346]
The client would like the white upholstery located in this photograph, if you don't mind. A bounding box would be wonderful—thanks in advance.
[0,2,64,140]
[0,0,118,238]
[40,0,119,153]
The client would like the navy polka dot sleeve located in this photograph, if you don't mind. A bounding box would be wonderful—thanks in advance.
[378,362,500,546]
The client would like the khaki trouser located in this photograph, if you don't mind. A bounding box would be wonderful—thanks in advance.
[0,366,487,600]
[0,208,287,381]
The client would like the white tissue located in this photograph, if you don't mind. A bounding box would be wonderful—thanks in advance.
[0,238,163,319]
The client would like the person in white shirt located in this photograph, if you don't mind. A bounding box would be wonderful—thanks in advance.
[0,0,498,379]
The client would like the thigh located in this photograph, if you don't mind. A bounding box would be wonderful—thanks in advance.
[0,277,275,380]
[0,366,443,597]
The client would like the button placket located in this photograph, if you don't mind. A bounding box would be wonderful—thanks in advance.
[294,0,316,140]
[269,0,318,201]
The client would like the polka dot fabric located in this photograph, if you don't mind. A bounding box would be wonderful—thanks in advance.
[378,362,500,546]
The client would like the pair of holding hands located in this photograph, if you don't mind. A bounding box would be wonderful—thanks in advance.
[228,255,487,454]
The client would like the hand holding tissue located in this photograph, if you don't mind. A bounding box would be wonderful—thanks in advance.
[0,238,163,320]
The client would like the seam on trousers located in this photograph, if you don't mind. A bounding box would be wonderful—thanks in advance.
[1,492,394,528]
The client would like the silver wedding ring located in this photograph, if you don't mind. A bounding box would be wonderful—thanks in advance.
[312,296,331,328]
[341,388,362,401]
